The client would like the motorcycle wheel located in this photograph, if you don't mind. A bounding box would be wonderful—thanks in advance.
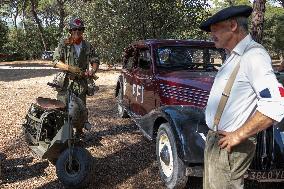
[56,147,93,189]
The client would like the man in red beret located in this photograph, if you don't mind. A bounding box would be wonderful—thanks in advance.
[200,5,284,189]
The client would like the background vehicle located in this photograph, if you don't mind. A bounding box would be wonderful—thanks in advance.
[41,51,54,60]
[115,39,284,188]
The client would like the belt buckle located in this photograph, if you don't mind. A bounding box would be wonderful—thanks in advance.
[213,125,218,132]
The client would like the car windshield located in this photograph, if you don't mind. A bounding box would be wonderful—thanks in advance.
[157,46,224,71]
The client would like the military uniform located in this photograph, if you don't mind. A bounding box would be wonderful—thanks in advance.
[53,39,99,105]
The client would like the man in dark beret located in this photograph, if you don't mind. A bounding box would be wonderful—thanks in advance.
[200,5,284,189]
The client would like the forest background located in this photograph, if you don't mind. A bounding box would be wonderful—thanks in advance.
[0,0,283,65]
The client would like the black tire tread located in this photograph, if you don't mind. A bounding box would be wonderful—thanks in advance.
[56,147,93,189]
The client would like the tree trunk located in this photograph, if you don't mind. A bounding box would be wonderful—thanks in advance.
[277,51,284,71]
[30,0,48,51]
[13,7,18,29]
[251,0,266,43]
[57,0,66,33]
[22,0,27,32]
[280,51,284,65]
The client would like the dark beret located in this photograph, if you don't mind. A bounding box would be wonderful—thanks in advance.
[199,5,253,32]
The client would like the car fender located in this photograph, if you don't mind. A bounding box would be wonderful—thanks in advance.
[138,105,209,164]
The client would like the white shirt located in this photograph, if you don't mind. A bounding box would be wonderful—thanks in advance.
[74,42,82,57]
[205,34,284,132]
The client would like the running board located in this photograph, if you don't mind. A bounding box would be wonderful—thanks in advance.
[186,166,203,177]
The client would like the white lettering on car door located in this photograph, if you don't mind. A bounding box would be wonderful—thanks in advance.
[132,84,144,103]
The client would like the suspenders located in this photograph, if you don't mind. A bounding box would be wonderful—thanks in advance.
[213,58,241,131]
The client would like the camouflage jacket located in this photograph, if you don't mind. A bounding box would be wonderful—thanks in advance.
[53,39,99,69]
[53,39,99,98]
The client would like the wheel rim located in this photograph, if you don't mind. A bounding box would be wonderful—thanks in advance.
[64,158,81,177]
[158,133,174,177]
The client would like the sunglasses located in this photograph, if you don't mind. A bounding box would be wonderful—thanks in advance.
[70,28,84,32]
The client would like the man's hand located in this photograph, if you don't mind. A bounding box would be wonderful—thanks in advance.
[83,70,99,80]
[84,70,93,77]
[218,131,243,153]
[217,111,274,153]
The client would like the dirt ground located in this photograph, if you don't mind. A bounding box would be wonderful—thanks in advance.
[0,61,283,189]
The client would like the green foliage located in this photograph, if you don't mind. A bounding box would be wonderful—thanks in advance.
[273,15,284,51]
[67,0,210,64]
[4,21,60,60]
[211,0,251,12]
[5,25,43,59]
[262,4,284,56]
[1,0,282,62]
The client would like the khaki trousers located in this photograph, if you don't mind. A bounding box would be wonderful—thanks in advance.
[203,130,256,189]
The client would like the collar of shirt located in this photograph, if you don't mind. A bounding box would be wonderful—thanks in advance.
[231,34,253,56]
[219,34,252,71]
[74,42,82,57]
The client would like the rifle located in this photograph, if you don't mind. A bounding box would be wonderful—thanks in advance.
[53,61,99,80]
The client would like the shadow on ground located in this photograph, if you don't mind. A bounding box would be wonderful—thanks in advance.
[0,155,49,185]
[0,69,58,82]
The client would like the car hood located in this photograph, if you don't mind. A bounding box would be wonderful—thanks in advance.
[156,70,216,91]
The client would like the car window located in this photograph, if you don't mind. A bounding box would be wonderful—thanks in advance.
[125,56,135,70]
[123,47,136,70]
[157,46,223,70]
[158,47,192,66]
[138,49,151,70]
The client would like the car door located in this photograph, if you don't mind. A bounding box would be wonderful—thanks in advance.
[121,46,138,111]
[131,47,155,116]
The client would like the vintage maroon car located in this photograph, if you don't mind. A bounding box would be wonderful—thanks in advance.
[115,39,284,188]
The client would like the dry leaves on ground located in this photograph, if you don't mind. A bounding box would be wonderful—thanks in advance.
[0,61,163,189]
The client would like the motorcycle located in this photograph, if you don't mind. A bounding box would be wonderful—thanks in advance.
[22,63,98,188]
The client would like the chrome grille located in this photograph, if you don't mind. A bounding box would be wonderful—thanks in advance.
[160,84,209,106]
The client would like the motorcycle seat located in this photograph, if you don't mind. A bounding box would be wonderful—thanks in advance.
[36,97,66,110]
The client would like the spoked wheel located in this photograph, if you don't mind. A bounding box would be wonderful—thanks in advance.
[156,123,188,189]
[117,86,129,118]
[56,147,93,189]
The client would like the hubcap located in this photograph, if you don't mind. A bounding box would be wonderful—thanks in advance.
[64,158,81,177]
[159,133,173,177]
[160,145,170,166]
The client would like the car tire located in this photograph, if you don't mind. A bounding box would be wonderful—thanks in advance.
[156,123,188,189]
[117,85,129,118]
[56,147,93,189]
